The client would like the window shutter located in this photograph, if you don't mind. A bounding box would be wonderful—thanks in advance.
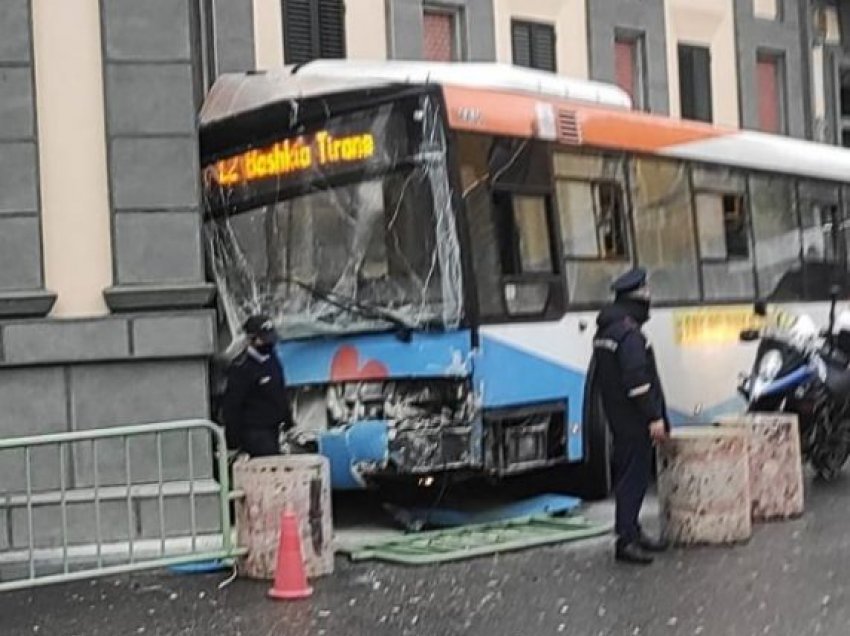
[511,21,532,68]
[318,0,346,59]
[423,11,455,62]
[615,40,636,102]
[757,56,780,133]
[283,0,314,64]
[531,23,556,72]
[512,20,555,72]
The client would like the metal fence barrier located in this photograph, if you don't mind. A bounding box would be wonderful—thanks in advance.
[0,419,245,592]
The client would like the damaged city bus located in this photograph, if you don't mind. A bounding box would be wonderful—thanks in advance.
[201,60,850,497]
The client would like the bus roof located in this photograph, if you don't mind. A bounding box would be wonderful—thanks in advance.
[442,84,850,185]
[199,60,850,185]
[198,60,632,126]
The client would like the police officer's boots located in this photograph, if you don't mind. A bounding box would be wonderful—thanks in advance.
[615,540,654,565]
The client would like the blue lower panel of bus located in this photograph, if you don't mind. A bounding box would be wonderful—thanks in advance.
[475,336,584,462]
[278,330,472,386]
[318,420,390,490]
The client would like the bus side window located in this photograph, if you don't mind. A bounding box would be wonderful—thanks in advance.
[750,174,800,300]
[630,158,700,303]
[493,192,561,317]
[694,187,755,301]
[493,192,554,275]
[554,151,632,305]
[799,180,844,299]
[459,132,563,322]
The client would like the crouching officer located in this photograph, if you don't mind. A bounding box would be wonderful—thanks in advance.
[222,314,295,457]
[592,268,669,565]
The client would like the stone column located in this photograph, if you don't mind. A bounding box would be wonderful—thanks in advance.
[0,0,56,317]
[657,426,752,545]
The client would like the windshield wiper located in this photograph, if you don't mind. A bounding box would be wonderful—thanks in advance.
[281,276,417,341]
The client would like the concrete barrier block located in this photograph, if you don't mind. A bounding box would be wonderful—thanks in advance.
[657,426,751,545]
[716,413,804,521]
[234,455,333,579]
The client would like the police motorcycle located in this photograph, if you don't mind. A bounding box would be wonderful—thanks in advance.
[738,288,850,481]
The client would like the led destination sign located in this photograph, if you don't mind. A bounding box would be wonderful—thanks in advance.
[212,130,377,187]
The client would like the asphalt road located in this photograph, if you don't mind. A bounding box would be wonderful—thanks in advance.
[2,475,849,636]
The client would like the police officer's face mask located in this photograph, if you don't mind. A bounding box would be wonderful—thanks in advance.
[620,288,651,324]
[257,334,278,352]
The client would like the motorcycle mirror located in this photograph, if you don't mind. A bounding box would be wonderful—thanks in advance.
[830,284,841,301]
[753,300,767,317]
[739,329,760,342]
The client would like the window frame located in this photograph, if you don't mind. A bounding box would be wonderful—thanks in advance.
[489,187,566,321]
[556,177,632,263]
[511,19,557,72]
[796,179,846,299]
[693,190,751,265]
[678,43,713,123]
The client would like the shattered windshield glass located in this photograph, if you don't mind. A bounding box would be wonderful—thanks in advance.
[203,92,463,340]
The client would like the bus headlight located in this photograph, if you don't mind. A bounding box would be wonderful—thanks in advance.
[758,350,783,382]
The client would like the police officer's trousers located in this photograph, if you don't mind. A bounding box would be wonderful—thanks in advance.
[611,433,653,544]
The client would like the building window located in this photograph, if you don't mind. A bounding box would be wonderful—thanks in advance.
[423,7,463,62]
[678,44,713,123]
[614,33,647,110]
[282,0,346,64]
[756,52,786,134]
[511,20,556,72]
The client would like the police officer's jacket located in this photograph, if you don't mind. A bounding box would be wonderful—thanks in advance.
[593,300,668,436]
[221,346,294,440]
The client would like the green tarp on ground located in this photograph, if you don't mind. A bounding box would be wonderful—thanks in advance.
[339,515,611,565]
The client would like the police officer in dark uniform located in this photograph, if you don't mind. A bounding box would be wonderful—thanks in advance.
[221,314,295,457]
[592,268,669,565]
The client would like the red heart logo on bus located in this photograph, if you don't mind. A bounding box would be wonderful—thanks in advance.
[330,345,389,381]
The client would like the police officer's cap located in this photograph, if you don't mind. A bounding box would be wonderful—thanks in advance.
[243,314,275,338]
[611,267,647,295]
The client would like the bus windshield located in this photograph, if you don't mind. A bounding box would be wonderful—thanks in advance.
[203,92,464,340]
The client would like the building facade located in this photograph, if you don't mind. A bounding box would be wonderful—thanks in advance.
[2,0,850,454]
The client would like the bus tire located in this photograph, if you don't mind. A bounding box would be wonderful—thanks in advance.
[577,357,612,500]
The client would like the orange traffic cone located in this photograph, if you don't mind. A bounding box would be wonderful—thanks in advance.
[268,509,313,600]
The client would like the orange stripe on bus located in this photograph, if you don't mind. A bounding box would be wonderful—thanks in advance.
[579,111,728,151]
[442,84,731,152]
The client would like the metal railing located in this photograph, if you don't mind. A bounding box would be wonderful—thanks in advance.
[0,419,245,592]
